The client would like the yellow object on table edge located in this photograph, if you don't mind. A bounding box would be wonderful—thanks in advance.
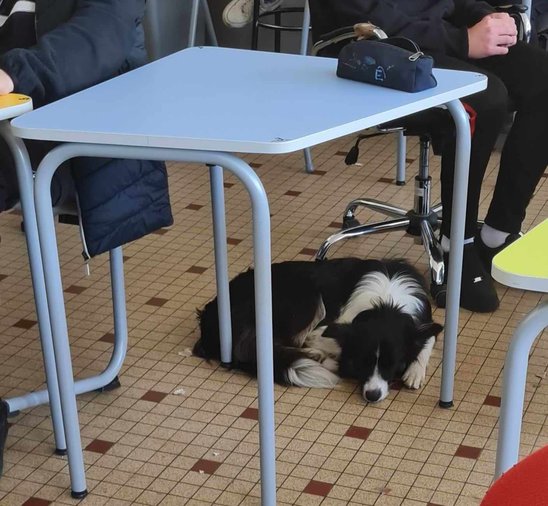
[0,93,33,119]
[492,219,548,293]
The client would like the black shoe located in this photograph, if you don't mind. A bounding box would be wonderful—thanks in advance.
[0,399,8,477]
[431,242,499,313]
[475,232,521,274]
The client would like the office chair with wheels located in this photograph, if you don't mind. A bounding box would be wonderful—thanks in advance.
[312,5,531,301]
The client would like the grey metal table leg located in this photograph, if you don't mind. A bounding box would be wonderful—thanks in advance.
[209,165,233,366]
[33,144,276,504]
[495,302,548,479]
[0,122,66,453]
[439,100,472,408]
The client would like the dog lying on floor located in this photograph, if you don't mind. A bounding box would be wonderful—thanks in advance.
[194,258,443,403]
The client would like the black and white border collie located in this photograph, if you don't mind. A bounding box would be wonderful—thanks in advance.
[194,258,443,403]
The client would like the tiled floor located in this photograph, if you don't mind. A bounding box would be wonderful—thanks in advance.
[0,133,547,506]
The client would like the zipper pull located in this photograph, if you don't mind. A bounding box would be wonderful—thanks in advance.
[409,51,424,62]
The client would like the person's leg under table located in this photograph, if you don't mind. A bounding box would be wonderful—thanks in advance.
[432,53,508,313]
[475,42,548,237]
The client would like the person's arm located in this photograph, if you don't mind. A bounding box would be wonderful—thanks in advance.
[0,0,144,104]
[319,0,494,57]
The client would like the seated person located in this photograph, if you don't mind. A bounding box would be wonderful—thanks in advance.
[310,0,548,312]
[0,0,173,478]
[0,0,173,259]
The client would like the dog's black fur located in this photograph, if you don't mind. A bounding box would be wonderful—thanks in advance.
[194,258,443,402]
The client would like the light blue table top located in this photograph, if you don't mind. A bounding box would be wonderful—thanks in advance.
[11,47,487,154]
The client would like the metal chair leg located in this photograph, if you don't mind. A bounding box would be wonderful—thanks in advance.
[396,131,406,185]
[316,217,409,260]
[344,198,408,221]
[420,221,445,285]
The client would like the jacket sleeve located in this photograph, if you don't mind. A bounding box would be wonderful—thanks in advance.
[320,0,495,58]
[0,0,144,106]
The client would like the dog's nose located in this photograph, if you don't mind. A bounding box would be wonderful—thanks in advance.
[365,389,382,403]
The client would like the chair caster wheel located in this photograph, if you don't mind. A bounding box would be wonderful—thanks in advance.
[342,217,360,229]
[430,283,447,309]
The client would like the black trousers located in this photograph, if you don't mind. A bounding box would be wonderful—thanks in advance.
[432,41,548,238]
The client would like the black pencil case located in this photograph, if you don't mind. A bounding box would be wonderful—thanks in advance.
[336,37,437,93]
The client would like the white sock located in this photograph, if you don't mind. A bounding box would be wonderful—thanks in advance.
[441,235,474,253]
[480,224,510,248]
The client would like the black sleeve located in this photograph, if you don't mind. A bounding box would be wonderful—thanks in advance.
[0,0,144,105]
[317,0,495,58]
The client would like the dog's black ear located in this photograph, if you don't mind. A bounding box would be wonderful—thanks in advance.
[323,323,353,346]
[415,321,443,342]
[352,309,375,324]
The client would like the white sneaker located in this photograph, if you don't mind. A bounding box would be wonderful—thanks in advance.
[222,0,284,28]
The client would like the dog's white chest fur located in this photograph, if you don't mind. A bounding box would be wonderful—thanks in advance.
[336,271,424,323]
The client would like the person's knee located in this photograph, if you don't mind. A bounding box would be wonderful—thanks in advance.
[472,77,509,127]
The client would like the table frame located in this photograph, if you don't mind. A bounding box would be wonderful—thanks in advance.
[24,97,469,504]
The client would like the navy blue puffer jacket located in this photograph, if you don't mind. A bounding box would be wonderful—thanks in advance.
[0,0,173,257]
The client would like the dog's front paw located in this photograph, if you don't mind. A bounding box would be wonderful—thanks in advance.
[402,361,426,390]
[321,357,339,373]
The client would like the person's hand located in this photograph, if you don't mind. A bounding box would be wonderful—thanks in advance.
[0,69,14,95]
[468,13,518,59]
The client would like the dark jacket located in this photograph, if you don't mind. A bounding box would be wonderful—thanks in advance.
[0,0,173,257]
[309,0,495,58]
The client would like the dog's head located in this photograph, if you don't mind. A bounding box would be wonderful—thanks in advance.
[326,304,443,403]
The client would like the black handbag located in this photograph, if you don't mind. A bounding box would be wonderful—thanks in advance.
[336,37,437,93]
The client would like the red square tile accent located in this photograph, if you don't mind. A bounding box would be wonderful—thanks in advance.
[484,395,501,407]
[250,162,263,169]
[141,390,168,403]
[378,177,394,184]
[406,158,415,164]
[22,499,52,506]
[224,182,234,188]
[123,256,131,262]
[64,285,86,294]
[311,170,326,176]
[145,297,168,307]
[299,248,317,257]
[85,439,115,454]
[100,332,115,344]
[329,221,343,229]
[186,266,207,274]
[191,459,221,475]
[9,209,22,216]
[345,426,372,440]
[427,503,444,506]
[455,445,482,459]
[336,150,347,156]
[186,203,204,210]
[284,190,301,197]
[152,228,169,235]
[13,319,37,330]
[227,237,242,245]
[303,480,333,496]
[240,407,259,420]
[0,274,7,282]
